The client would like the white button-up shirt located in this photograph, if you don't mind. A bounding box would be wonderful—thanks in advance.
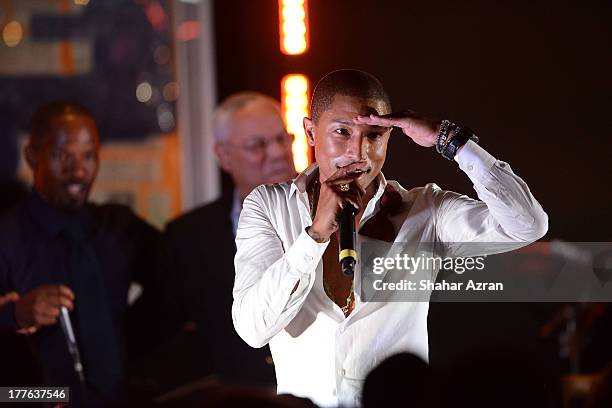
[232,141,548,407]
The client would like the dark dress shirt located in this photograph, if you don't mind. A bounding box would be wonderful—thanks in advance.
[0,191,159,406]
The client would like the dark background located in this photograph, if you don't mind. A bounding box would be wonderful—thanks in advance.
[214,0,612,242]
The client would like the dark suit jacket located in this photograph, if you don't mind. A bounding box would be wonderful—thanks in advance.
[0,191,160,406]
[161,194,276,387]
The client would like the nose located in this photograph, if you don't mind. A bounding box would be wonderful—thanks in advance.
[66,157,88,180]
[345,134,368,162]
[266,135,292,161]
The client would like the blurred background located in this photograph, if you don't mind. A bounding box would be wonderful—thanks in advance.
[1,0,611,406]
[1,0,610,235]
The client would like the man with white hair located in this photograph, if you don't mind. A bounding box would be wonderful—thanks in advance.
[160,92,296,386]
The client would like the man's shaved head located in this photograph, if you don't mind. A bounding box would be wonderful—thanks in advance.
[310,69,392,123]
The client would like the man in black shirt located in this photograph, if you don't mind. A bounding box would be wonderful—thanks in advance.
[161,92,296,387]
[0,101,159,406]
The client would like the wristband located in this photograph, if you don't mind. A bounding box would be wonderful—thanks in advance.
[441,126,479,160]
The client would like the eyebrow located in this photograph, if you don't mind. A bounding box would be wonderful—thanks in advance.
[330,119,354,126]
[330,119,391,132]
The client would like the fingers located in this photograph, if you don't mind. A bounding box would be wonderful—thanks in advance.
[0,291,19,306]
[56,285,75,310]
[34,306,60,326]
[17,326,38,335]
[328,182,365,211]
[58,285,75,301]
[43,285,74,310]
[354,110,419,128]
[354,114,397,128]
[17,284,75,328]
[46,293,74,312]
[340,193,363,212]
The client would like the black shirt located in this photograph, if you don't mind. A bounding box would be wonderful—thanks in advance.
[0,191,159,405]
[160,194,276,387]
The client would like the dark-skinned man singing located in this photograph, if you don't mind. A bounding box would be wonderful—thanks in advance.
[231,70,548,407]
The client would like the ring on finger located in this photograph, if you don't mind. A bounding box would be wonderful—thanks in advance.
[339,183,350,192]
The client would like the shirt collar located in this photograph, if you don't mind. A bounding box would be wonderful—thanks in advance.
[289,162,319,197]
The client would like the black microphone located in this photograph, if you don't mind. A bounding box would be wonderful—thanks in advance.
[339,204,358,277]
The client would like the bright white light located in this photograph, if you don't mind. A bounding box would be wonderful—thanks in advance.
[136,82,153,103]
[279,0,309,55]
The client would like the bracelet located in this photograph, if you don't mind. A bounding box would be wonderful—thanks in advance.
[435,120,454,153]
[441,126,479,160]
[440,123,459,153]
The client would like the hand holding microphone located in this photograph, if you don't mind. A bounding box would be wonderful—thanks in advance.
[307,162,367,277]
[308,161,367,242]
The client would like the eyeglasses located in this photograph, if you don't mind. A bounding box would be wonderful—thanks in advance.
[226,131,294,157]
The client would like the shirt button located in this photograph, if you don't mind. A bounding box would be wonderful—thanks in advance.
[332,389,336,396]
[338,368,345,376]
[467,164,474,172]
[305,254,313,261]
[339,326,345,333]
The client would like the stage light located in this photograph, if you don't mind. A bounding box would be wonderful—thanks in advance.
[176,21,200,42]
[136,82,153,103]
[3,21,23,48]
[279,0,309,55]
[157,104,175,132]
[163,82,179,102]
[282,74,310,172]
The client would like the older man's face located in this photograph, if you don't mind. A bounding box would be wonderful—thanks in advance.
[306,94,391,189]
[27,114,100,210]
[216,101,296,200]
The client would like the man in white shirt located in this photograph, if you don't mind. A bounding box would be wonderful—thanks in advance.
[232,69,548,407]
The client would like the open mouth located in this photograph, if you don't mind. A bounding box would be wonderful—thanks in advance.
[65,183,86,197]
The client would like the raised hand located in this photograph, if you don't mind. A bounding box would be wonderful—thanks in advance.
[354,111,439,148]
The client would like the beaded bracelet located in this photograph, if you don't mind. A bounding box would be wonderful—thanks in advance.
[440,123,460,153]
[436,120,455,153]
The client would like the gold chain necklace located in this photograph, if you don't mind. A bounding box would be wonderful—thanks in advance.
[308,177,355,317]
[323,276,355,317]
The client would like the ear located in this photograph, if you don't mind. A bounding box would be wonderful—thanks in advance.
[303,117,315,147]
[214,143,232,173]
[25,141,37,170]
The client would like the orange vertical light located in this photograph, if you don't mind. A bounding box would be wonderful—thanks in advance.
[58,0,75,75]
[281,74,310,172]
[278,0,309,55]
